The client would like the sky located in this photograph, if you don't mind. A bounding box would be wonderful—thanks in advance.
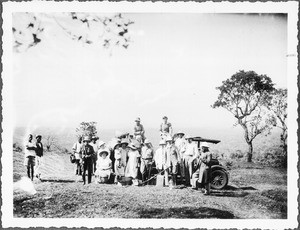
[13,13,287,133]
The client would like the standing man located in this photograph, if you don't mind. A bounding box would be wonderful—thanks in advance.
[140,139,154,184]
[80,136,95,185]
[154,140,166,173]
[174,131,186,184]
[160,116,173,140]
[199,142,212,195]
[24,134,36,181]
[133,117,145,143]
[183,135,199,186]
[72,136,83,176]
[90,136,99,172]
[35,135,43,179]
[164,136,179,186]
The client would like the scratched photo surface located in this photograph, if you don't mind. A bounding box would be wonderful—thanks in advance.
[2,2,298,229]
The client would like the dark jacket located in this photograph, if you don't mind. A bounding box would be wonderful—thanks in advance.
[80,144,95,163]
[35,142,43,157]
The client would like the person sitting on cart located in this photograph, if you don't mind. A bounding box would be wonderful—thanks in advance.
[159,116,173,140]
[133,117,145,143]
[191,142,212,195]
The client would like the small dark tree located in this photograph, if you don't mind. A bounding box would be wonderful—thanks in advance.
[45,135,57,152]
[212,70,275,162]
[269,88,287,154]
[76,121,98,139]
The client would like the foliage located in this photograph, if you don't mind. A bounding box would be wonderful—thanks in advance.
[212,70,275,162]
[255,146,287,168]
[45,135,57,152]
[268,88,287,154]
[13,142,23,152]
[75,121,98,139]
[12,12,134,53]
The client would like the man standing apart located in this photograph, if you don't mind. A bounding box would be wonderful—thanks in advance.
[24,134,36,181]
[133,118,145,143]
[160,116,173,140]
[35,135,43,179]
[183,135,199,186]
[140,139,154,184]
[165,136,179,187]
[80,136,95,185]
[72,136,83,176]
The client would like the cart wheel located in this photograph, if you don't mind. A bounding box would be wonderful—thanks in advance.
[210,169,228,190]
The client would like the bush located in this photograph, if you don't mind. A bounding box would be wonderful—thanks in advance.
[229,150,244,159]
[255,146,287,168]
[13,142,22,152]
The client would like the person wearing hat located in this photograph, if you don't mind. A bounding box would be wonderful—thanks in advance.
[140,139,154,184]
[72,136,83,175]
[133,117,145,143]
[90,136,99,173]
[34,135,43,179]
[164,135,179,186]
[191,142,212,195]
[183,135,199,186]
[95,148,112,184]
[80,136,95,185]
[114,140,126,183]
[160,116,173,140]
[174,131,186,184]
[154,139,166,173]
[24,134,36,181]
[125,143,141,184]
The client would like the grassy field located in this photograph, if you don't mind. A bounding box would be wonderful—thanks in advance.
[13,149,287,219]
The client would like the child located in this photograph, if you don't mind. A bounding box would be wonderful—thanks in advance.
[95,149,112,184]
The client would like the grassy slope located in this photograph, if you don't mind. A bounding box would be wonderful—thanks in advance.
[13,150,287,219]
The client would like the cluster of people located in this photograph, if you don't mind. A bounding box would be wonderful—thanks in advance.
[24,134,44,181]
[71,116,213,195]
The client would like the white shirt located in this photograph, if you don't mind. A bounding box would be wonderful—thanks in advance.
[154,147,165,170]
[24,141,36,157]
[175,138,186,158]
[184,142,199,157]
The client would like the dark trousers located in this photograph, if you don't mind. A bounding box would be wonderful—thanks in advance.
[75,159,82,175]
[82,160,93,184]
[27,165,34,181]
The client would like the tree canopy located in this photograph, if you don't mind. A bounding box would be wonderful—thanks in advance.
[212,70,275,162]
[76,122,98,139]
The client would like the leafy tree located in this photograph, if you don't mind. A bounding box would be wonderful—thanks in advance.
[268,88,287,154]
[76,121,98,139]
[212,70,275,162]
[12,12,134,53]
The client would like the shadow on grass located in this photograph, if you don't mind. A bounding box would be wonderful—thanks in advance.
[225,185,257,191]
[210,190,249,197]
[138,206,236,219]
[40,179,75,183]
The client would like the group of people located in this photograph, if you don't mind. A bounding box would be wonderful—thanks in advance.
[24,134,44,181]
[71,116,213,195]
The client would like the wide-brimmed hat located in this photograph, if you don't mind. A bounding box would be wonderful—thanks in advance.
[165,136,173,142]
[99,148,110,156]
[120,138,129,145]
[128,143,137,150]
[159,140,166,145]
[83,136,91,142]
[91,136,99,140]
[112,142,121,149]
[35,135,42,139]
[162,116,168,119]
[201,142,210,148]
[98,140,105,148]
[176,131,185,136]
[135,117,141,122]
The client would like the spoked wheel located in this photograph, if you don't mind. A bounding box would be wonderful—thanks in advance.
[210,169,228,190]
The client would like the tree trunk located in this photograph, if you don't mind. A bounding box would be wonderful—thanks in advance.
[246,141,253,162]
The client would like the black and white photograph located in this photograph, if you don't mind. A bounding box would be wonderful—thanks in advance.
[1,1,298,229]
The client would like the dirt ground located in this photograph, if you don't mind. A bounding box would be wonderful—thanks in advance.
[13,151,287,219]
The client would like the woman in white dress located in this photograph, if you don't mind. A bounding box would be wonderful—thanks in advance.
[125,143,140,184]
[95,148,112,184]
